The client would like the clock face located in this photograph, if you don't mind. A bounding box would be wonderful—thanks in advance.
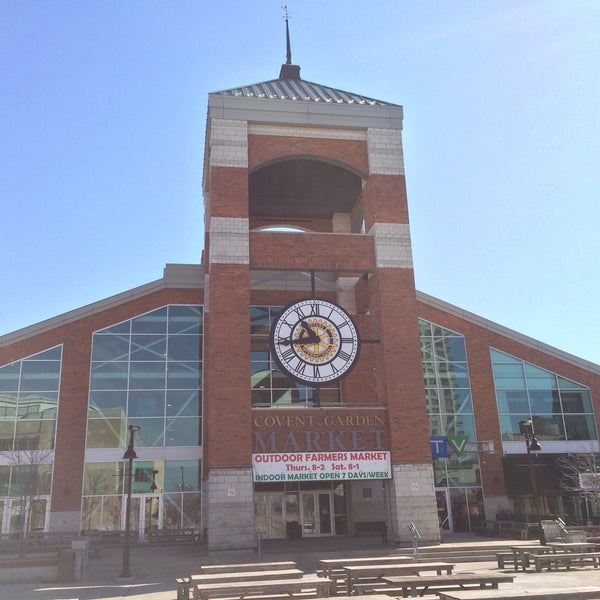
[270,298,360,384]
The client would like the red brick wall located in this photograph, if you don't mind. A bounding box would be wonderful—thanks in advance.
[248,135,368,176]
[368,270,431,463]
[204,264,252,470]
[249,231,375,272]
[208,167,248,218]
[361,174,410,230]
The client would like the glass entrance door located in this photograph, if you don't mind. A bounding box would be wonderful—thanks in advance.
[143,495,160,536]
[301,492,332,536]
[254,493,285,539]
[436,489,452,533]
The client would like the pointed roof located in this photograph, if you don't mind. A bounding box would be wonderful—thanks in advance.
[211,10,398,108]
[213,78,398,107]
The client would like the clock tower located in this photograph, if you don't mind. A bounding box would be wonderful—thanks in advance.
[201,38,437,550]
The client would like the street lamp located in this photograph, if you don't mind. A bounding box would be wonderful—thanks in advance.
[119,424,140,579]
[519,419,543,543]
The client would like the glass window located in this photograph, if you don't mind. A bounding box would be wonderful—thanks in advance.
[433,337,466,362]
[17,392,58,420]
[533,414,565,441]
[129,362,166,389]
[564,415,598,441]
[164,460,201,492]
[165,417,201,446]
[0,363,20,392]
[91,362,129,390]
[499,414,530,441]
[167,335,201,361]
[87,306,202,449]
[496,389,528,413]
[88,391,127,417]
[166,362,201,390]
[166,391,200,417]
[491,348,597,443]
[19,361,60,392]
[91,335,130,362]
[131,307,168,334]
[561,390,593,413]
[168,305,202,335]
[0,421,15,451]
[130,335,167,361]
[84,462,123,495]
[131,418,165,447]
[87,418,126,449]
[529,389,561,414]
[14,419,55,450]
[128,391,165,418]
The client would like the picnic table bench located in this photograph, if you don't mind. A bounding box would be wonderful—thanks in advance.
[319,556,413,592]
[177,562,299,598]
[380,573,514,598]
[200,561,297,574]
[190,569,304,584]
[529,551,600,571]
[343,562,454,595]
[192,575,332,600]
[509,545,554,571]
[437,587,600,600]
[318,556,413,578]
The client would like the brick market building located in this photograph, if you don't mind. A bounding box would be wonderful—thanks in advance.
[1,46,599,550]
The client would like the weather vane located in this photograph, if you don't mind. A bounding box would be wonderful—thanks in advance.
[282,5,290,20]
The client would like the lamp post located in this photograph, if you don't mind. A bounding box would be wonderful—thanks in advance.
[120,424,140,579]
[519,419,543,543]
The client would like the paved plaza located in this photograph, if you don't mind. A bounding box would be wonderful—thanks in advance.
[2,535,600,600]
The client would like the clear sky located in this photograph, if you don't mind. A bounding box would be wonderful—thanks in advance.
[1,1,599,365]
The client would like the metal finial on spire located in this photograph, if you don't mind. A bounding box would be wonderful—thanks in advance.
[279,4,301,80]
[282,5,292,65]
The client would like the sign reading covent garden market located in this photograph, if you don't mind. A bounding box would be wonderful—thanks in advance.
[253,298,391,483]
[252,412,391,481]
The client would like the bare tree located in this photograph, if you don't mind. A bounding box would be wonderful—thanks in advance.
[1,449,53,551]
[556,451,600,525]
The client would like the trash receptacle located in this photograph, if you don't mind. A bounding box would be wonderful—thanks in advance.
[57,549,75,583]
[286,520,301,539]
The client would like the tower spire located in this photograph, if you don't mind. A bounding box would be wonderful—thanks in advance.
[284,5,292,65]
[279,5,301,80]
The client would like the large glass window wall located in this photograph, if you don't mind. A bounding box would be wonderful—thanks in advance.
[251,306,341,407]
[87,306,202,449]
[491,349,597,442]
[81,459,201,533]
[0,346,61,452]
[0,346,59,535]
[419,319,484,532]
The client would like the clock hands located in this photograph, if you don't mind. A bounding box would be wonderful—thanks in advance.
[278,320,320,346]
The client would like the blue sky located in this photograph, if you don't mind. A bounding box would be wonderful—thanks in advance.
[1,1,599,365]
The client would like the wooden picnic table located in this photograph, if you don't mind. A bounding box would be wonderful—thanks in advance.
[199,561,297,574]
[342,561,454,595]
[382,572,514,598]
[319,555,413,578]
[509,545,553,571]
[192,574,332,600]
[190,568,304,584]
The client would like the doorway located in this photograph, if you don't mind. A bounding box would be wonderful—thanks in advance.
[436,489,452,532]
[300,491,332,537]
